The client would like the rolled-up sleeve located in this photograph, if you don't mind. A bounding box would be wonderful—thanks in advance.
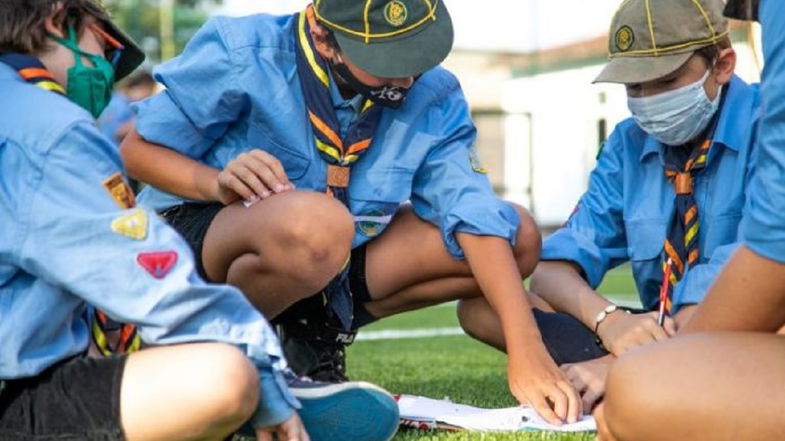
[740,1,785,263]
[134,17,248,158]
[541,129,629,288]
[410,87,520,259]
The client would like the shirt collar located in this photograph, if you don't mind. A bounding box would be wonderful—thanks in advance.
[639,75,754,162]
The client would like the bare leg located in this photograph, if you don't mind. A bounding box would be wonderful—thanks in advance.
[603,333,785,441]
[121,343,259,441]
[362,203,541,318]
[201,191,354,318]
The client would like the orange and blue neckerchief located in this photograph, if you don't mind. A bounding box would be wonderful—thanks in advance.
[295,6,383,330]
[0,52,66,95]
[660,89,727,314]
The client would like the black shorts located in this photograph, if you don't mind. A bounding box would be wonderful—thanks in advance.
[0,356,127,441]
[160,202,377,327]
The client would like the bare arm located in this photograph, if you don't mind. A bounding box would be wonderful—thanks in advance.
[120,126,293,205]
[457,233,582,425]
[682,246,785,333]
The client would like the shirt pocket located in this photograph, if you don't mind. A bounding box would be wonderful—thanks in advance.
[702,213,742,257]
[349,168,414,239]
[248,123,311,181]
[625,219,666,262]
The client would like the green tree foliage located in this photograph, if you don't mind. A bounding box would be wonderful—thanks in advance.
[104,0,222,63]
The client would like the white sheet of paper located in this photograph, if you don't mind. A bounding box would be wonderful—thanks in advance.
[396,395,596,432]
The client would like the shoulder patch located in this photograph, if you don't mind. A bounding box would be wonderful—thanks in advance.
[110,209,148,241]
[469,149,488,174]
[102,173,136,209]
[137,251,178,279]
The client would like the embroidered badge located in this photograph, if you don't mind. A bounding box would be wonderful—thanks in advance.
[137,251,178,279]
[615,26,635,52]
[355,210,393,238]
[102,173,136,209]
[384,0,408,27]
[110,209,148,241]
[469,149,488,174]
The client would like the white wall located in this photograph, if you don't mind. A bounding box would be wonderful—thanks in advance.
[500,42,762,227]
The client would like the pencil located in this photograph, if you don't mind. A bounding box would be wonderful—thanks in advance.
[658,258,673,326]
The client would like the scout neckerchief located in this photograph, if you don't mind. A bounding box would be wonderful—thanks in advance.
[295,6,383,331]
[660,89,727,314]
[0,52,66,95]
[0,52,141,357]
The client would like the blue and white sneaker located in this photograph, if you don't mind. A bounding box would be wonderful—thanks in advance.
[287,372,400,441]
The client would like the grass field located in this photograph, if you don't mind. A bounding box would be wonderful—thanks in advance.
[348,265,638,441]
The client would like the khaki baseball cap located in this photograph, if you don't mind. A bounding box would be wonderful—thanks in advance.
[594,0,729,84]
[313,0,454,78]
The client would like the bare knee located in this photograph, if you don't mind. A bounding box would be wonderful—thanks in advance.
[510,203,541,278]
[603,350,662,441]
[192,344,260,426]
[267,192,354,291]
[457,298,490,340]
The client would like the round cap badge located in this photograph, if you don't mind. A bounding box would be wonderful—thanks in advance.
[614,25,635,52]
[384,0,408,27]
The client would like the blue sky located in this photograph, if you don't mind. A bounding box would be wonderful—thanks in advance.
[214,0,622,53]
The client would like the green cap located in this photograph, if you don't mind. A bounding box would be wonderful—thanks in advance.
[313,0,454,78]
[85,0,145,81]
[594,0,729,84]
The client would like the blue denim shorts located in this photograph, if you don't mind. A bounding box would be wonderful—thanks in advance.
[0,355,127,441]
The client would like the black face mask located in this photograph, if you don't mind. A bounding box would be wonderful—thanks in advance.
[330,59,410,109]
[723,0,760,21]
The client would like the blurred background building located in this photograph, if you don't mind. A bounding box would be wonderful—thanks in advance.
[107,0,763,229]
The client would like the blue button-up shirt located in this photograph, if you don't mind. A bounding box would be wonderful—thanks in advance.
[133,13,519,259]
[0,63,298,427]
[740,0,785,262]
[542,76,760,311]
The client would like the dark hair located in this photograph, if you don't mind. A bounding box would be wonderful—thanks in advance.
[0,0,110,55]
[323,28,342,52]
[695,35,733,66]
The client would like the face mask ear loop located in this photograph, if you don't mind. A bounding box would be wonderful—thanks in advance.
[66,26,85,69]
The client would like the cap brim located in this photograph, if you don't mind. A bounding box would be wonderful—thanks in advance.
[593,51,693,84]
[101,19,146,82]
[333,0,453,78]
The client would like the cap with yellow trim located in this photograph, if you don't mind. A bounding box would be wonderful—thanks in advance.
[313,0,453,78]
[594,0,728,84]
[84,0,145,81]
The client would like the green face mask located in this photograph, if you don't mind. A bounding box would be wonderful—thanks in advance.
[50,27,115,118]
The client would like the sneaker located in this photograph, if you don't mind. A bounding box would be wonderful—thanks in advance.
[285,371,400,441]
[279,321,355,383]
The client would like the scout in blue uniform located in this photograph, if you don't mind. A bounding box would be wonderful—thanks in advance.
[596,1,785,440]
[0,1,399,441]
[458,0,761,411]
[120,0,583,425]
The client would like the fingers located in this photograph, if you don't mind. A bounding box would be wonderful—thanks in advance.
[582,387,603,412]
[557,380,583,423]
[256,429,273,441]
[529,392,564,426]
[218,171,256,202]
[663,316,677,336]
[250,150,293,191]
[222,150,294,202]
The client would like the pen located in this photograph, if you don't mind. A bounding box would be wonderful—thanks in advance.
[658,258,673,326]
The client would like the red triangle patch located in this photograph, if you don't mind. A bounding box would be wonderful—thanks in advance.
[137,251,178,279]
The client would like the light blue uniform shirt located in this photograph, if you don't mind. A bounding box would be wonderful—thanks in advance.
[97,91,135,147]
[133,13,519,259]
[542,76,760,311]
[0,63,298,427]
[740,0,785,262]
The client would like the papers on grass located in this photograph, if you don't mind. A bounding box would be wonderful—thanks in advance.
[395,394,596,432]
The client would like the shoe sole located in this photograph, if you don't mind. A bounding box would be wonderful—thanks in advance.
[293,381,399,441]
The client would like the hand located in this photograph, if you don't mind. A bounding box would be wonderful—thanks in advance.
[561,355,613,411]
[507,350,583,425]
[593,402,620,441]
[215,149,294,205]
[256,413,310,441]
[596,311,676,356]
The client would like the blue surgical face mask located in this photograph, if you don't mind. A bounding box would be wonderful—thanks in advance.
[627,69,721,146]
